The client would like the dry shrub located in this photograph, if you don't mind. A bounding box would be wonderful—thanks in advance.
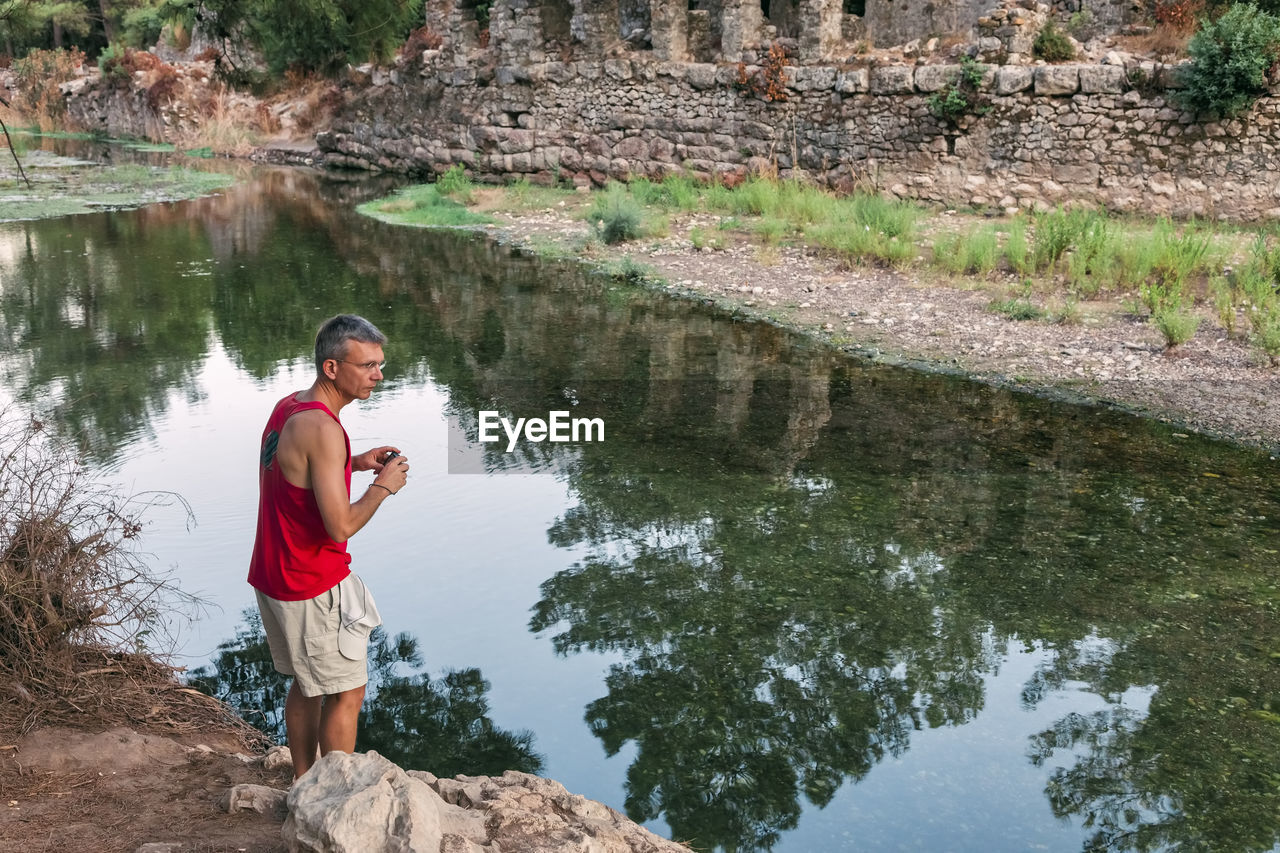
[10,47,85,129]
[144,65,182,110]
[178,85,259,155]
[125,48,162,73]
[0,410,225,737]
[1155,0,1204,34]
[255,100,281,134]
[734,42,791,102]
[1118,26,1195,58]
[399,25,444,61]
[195,46,222,63]
[275,76,345,134]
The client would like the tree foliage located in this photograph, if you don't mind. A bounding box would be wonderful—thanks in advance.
[166,0,423,73]
[1,0,421,74]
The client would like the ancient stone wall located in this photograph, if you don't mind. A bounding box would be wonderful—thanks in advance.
[316,54,1280,221]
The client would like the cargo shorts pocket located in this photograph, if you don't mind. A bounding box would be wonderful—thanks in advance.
[303,631,341,659]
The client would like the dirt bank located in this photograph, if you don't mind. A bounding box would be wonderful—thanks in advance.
[463,192,1280,452]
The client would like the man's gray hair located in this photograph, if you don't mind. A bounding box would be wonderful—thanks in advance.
[314,314,387,372]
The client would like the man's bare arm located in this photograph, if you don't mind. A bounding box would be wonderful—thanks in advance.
[303,417,408,543]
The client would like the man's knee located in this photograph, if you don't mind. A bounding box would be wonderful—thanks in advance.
[327,684,366,706]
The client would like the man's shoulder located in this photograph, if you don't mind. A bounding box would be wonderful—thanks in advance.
[280,407,343,445]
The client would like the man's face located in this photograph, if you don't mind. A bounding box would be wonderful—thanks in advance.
[329,340,386,400]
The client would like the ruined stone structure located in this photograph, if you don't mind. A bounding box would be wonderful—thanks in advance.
[52,0,1280,219]
[308,0,1280,222]
[425,0,1131,63]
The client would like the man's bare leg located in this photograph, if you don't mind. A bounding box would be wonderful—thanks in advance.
[318,684,367,757]
[285,681,323,778]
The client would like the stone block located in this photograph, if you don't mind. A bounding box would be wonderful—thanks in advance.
[495,66,531,86]
[1034,65,1079,96]
[542,62,574,84]
[790,66,838,91]
[686,63,719,90]
[604,59,633,79]
[613,136,650,158]
[716,65,740,86]
[1079,65,1124,94]
[835,68,869,93]
[1051,163,1099,185]
[497,129,535,153]
[869,65,915,94]
[914,64,959,93]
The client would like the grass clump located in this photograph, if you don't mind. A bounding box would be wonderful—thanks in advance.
[357,183,494,228]
[689,226,725,251]
[990,280,1044,320]
[1065,213,1116,295]
[507,176,574,210]
[587,183,647,244]
[1034,20,1077,62]
[935,226,1000,276]
[1004,217,1032,276]
[991,296,1045,321]
[436,164,475,203]
[1152,303,1200,347]
[1233,236,1280,362]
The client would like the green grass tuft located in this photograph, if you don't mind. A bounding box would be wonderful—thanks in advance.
[357,183,494,228]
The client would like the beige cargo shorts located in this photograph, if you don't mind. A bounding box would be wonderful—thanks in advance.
[256,574,382,698]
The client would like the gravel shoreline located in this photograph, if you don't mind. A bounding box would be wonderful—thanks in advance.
[478,200,1280,454]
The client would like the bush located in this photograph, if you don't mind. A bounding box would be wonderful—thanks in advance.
[145,65,182,110]
[927,56,988,125]
[1152,304,1200,347]
[0,410,196,722]
[1154,0,1204,33]
[1034,20,1076,62]
[11,47,85,128]
[400,25,444,61]
[587,184,646,244]
[436,163,474,203]
[1177,3,1280,117]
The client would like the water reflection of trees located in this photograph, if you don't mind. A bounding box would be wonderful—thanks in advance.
[526,376,1280,851]
[188,611,543,778]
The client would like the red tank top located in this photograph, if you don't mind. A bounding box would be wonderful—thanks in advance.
[247,393,352,601]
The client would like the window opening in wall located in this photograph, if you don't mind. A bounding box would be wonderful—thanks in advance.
[761,0,771,19]
[620,0,652,48]
[458,0,493,44]
[542,0,573,52]
[842,0,864,13]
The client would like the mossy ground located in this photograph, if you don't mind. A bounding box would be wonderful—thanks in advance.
[0,148,232,222]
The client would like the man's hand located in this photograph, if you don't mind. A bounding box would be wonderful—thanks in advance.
[373,453,409,495]
[353,446,401,472]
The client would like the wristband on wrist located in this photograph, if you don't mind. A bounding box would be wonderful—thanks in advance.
[370,483,395,495]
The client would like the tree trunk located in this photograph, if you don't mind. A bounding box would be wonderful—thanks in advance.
[53,20,63,48]
[98,0,115,43]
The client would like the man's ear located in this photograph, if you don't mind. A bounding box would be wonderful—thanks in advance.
[322,358,339,380]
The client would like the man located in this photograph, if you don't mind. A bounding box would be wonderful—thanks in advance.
[247,314,409,778]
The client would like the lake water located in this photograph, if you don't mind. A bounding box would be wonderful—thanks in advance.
[3,162,1280,852]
